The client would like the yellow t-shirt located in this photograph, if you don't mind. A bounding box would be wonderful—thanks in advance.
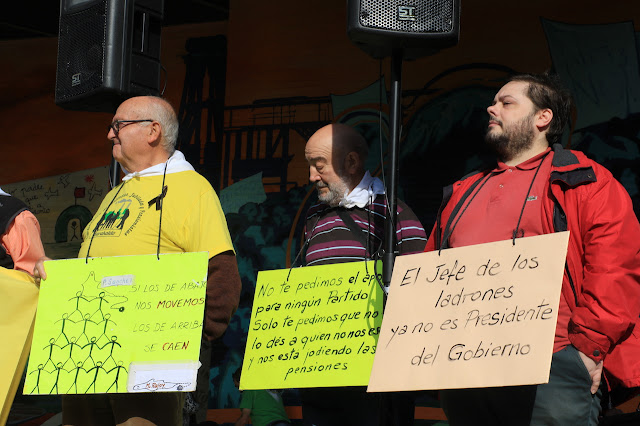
[78,170,233,259]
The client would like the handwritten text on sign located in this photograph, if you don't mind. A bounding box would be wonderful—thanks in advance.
[24,252,208,395]
[241,261,383,390]
[368,232,570,392]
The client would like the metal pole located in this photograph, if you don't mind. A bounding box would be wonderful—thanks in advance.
[382,49,403,290]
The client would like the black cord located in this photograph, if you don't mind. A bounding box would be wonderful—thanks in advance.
[156,162,169,259]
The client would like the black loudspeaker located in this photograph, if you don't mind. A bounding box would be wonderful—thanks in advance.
[55,0,164,112]
[347,0,460,60]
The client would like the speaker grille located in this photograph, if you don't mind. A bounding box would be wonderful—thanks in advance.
[358,0,454,34]
[55,1,107,101]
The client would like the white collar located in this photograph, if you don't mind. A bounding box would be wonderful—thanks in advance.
[338,171,385,209]
[121,150,195,181]
[0,188,9,196]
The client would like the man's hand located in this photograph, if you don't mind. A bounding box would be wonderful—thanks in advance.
[234,408,251,426]
[578,350,604,394]
[33,256,52,285]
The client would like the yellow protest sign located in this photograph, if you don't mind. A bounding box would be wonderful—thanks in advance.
[241,261,384,390]
[368,232,569,392]
[0,268,39,426]
[23,252,208,395]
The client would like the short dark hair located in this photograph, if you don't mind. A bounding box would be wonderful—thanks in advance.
[508,72,573,145]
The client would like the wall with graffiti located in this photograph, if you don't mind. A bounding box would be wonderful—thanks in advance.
[1,167,110,260]
[1,0,640,418]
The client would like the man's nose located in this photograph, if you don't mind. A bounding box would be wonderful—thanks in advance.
[309,168,320,182]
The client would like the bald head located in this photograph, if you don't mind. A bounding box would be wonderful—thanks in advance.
[327,123,367,159]
[305,123,369,206]
[109,96,179,172]
[124,96,179,155]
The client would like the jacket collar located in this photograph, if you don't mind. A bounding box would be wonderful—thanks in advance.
[549,143,596,187]
[551,143,580,167]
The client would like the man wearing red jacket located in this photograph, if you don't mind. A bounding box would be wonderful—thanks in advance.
[424,72,640,425]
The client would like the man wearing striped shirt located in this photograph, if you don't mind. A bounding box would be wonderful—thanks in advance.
[300,123,427,425]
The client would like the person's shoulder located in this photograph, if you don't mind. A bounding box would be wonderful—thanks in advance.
[395,197,416,213]
[456,169,486,185]
[0,193,28,207]
[305,201,329,220]
[570,149,608,171]
[370,194,421,222]
[550,148,631,204]
[0,194,30,223]
[174,169,212,185]
[368,193,415,210]
[442,170,487,196]
[168,170,217,196]
[552,146,615,180]
[551,143,599,167]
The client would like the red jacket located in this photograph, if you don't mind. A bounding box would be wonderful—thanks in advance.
[425,144,640,393]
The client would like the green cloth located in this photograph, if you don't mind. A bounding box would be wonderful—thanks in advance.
[238,389,290,426]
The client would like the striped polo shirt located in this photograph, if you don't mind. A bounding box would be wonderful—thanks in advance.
[304,194,427,266]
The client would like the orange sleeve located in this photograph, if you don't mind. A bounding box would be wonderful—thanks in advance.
[1,210,45,274]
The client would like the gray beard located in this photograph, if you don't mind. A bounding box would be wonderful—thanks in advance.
[317,179,349,207]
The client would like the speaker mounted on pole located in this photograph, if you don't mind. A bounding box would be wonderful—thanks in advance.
[346,0,461,289]
[55,0,164,113]
[347,0,460,60]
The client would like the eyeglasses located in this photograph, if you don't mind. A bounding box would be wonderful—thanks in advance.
[107,119,154,137]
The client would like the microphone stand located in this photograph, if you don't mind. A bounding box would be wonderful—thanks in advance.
[382,48,403,294]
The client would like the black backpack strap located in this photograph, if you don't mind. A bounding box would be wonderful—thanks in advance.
[337,208,369,248]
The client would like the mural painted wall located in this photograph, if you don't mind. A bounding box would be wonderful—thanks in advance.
[2,0,640,417]
[1,167,109,257]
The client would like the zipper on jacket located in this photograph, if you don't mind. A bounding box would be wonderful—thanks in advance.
[565,262,578,306]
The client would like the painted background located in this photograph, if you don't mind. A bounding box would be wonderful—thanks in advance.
[2,0,640,417]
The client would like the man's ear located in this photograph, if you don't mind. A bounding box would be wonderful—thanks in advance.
[536,108,553,130]
[344,151,360,174]
[147,121,162,146]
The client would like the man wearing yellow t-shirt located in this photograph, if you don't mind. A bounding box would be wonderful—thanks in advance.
[36,96,241,426]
